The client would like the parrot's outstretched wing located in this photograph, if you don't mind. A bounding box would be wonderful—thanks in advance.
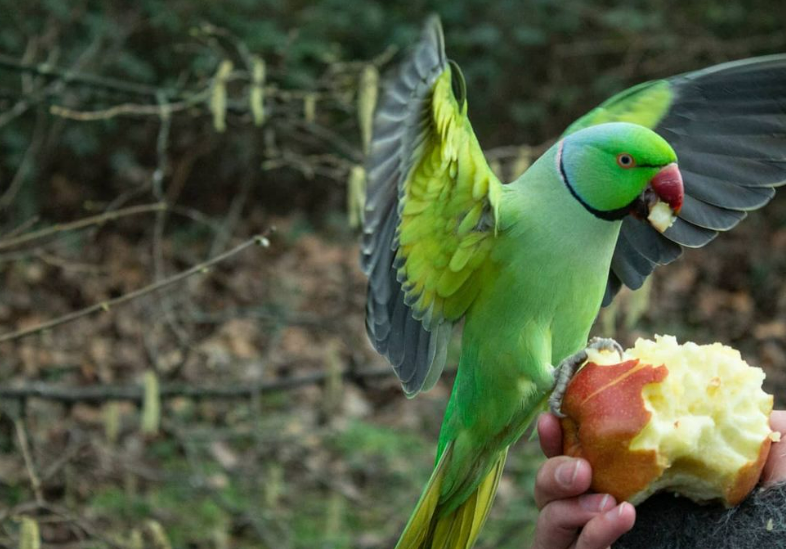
[564,56,786,305]
[361,16,502,396]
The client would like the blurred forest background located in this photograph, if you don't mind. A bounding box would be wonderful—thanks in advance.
[1,1,786,547]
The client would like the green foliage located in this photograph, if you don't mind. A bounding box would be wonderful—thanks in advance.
[2,0,784,225]
[89,486,153,522]
[333,420,430,469]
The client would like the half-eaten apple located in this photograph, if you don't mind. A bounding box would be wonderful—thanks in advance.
[560,335,774,506]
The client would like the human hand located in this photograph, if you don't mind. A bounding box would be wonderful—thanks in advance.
[762,410,786,485]
[530,412,635,549]
[531,409,786,549]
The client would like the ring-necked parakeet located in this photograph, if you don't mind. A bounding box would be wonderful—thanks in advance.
[361,16,786,549]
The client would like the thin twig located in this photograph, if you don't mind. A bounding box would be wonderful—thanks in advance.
[0,234,270,343]
[208,169,253,257]
[0,52,168,99]
[1,215,40,238]
[40,439,85,483]
[0,32,105,130]
[0,202,166,251]
[0,106,48,209]
[49,93,207,121]
[33,251,103,275]
[149,93,191,348]
[168,205,221,232]
[42,502,125,549]
[14,419,45,505]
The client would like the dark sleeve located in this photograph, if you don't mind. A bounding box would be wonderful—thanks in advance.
[614,483,786,549]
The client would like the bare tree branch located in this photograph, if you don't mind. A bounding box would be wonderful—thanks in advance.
[0,364,415,404]
[0,234,270,343]
[0,202,167,251]
[48,94,208,121]
[0,52,169,99]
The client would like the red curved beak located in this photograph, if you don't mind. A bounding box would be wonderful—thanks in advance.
[650,163,684,214]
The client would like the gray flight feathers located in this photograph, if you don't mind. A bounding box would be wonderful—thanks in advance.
[604,54,786,305]
[361,16,454,396]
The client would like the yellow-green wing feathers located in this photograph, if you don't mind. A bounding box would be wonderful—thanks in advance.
[563,79,672,136]
[399,67,501,322]
[362,17,502,396]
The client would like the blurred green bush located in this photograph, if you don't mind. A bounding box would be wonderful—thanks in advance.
[2,0,785,227]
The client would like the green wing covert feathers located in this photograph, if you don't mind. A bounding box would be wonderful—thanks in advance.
[361,16,502,396]
[563,56,786,304]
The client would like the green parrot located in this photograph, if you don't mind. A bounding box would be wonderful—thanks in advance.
[361,16,786,549]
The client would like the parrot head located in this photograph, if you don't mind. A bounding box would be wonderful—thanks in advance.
[558,122,684,232]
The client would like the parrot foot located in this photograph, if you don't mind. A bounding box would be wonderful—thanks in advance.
[587,336,624,359]
[548,337,624,418]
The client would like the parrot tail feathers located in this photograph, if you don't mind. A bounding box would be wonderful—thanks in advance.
[395,443,454,549]
[395,445,508,549]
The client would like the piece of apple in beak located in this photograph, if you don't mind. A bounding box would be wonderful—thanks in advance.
[646,163,684,233]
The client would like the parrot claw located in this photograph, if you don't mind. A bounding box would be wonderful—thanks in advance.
[549,349,588,418]
[587,336,624,361]
[548,337,624,417]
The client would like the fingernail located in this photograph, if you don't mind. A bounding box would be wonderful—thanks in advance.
[556,460,580,487]
[579,493,614,512]
[606,502,630,520]
[600,494,612,511]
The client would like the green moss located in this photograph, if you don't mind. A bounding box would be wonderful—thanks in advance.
[89,487,152,521]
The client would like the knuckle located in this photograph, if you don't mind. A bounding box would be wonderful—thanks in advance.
[536,456,565,484]
[534,463,560,506]
[577,523,606,549]
[538,502,561,529]
[534,462,553,489]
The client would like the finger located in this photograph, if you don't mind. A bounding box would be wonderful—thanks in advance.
[537,412,563,458]
[534,456,592,509]
[763,410,786,485]
[575,502,636,549]
[530,493,616,549]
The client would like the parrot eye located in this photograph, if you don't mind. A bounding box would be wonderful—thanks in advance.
[617,153,635,169]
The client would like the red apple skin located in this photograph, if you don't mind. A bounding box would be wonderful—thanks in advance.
[560,359,669,502]
[560,358,772,506]
[725,437,771,505]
